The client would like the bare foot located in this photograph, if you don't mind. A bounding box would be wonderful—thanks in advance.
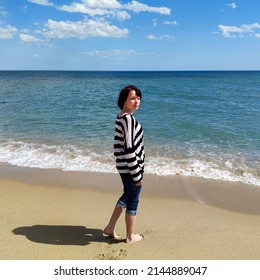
[103,227,122,240]
[126,234,144,244]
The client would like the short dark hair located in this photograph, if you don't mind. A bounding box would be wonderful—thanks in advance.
[117,85,142,110]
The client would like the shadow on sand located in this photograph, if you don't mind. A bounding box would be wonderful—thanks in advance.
[12,225,121,246]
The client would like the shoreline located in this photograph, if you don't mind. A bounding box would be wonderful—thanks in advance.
[1,163,260,214]
[1,163,260,259]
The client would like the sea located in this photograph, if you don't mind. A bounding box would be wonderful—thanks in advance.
[0,71,259,187]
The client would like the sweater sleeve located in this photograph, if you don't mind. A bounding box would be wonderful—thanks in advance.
[124,115,143,183]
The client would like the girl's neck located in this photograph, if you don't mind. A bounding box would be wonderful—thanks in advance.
[118,108,133,117]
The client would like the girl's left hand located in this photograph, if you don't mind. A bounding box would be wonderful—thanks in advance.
[135,180,143,187]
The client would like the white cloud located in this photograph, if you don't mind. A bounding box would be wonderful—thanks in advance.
[147,34,174,41]
[77,0,122,9]
[27,0,171,19]
[218,25,245,38]
[124,1,170,15]
[42,18,128,39]
[82,48,153,59]
[57,0,170,19]
[59,0,171,15]
[0,25,17,39]
[83,49,136,58]
[226,2,237,9]
[30,0,171,16]
[27,0,54,6]
[0,6,9,17]
[147,34,156,40]
[57,0,130,20]
[164,21,178,26]
[218,23,260,38]
[254,34,260,38]
[241,23,260,30]
[20,33,43,42]
[115,10,131,21]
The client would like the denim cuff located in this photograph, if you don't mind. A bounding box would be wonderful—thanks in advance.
[126,209,137,215]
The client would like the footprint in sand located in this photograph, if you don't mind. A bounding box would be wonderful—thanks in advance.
[97,248,127,260]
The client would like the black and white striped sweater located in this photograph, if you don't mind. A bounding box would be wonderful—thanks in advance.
[114,114,145,183]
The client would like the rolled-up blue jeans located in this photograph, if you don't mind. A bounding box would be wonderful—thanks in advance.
[117,173,142,215]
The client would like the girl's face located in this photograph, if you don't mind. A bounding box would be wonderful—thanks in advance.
[123,90,141,113]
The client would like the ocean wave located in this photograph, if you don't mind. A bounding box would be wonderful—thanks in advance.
[0,140,259,187]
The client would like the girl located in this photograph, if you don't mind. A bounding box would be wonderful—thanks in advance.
[104,85,145,244]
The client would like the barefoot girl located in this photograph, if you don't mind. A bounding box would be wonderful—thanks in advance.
[104,85,145,244]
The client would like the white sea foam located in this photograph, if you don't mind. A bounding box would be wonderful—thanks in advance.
[0,141,116,173]
[0,140,259,187]
[145,157,260,187]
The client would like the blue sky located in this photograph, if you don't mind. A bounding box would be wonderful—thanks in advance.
[0,0,259,70]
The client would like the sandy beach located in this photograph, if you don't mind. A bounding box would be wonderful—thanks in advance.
[0,163,260,260]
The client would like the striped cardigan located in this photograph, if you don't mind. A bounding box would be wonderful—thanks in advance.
[114,114,145,183]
